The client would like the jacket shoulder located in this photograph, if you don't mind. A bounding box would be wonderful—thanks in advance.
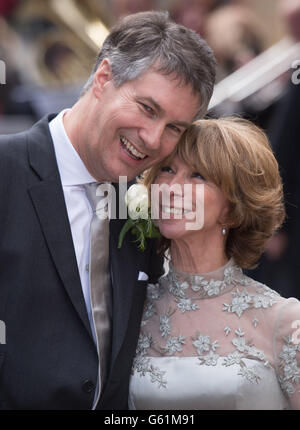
[0,129,29,174]
[0,115,56,173]
[0,129,28,151]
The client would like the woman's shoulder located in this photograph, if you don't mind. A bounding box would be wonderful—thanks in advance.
[222,270,300,326]
[241,273,300,328]
[239,272,285,300]
[242,273,299,302]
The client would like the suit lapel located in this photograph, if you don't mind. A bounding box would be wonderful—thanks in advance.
[27,119,145,359]
[27,115,93,340]
[109,217,140,364]
[108,180,144,365]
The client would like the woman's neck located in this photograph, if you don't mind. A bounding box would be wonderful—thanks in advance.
[170,231,228,274]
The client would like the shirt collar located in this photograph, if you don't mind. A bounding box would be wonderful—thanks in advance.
[49,109,97,186]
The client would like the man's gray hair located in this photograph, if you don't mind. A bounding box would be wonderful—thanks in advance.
[81,11,216,118]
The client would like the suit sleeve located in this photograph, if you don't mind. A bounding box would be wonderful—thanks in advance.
[147,238,165,284]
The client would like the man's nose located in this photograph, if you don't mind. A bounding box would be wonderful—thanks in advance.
[139,122,165,152]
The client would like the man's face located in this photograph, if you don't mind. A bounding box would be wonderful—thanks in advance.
[80,66,201,182]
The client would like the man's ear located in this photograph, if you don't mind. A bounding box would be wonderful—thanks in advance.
[92,59,113,98]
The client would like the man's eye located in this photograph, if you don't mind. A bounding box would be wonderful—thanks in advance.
[141,103,155,115]
[168,124,181,134]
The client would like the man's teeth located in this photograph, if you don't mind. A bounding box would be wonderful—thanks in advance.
[120,136,147,160]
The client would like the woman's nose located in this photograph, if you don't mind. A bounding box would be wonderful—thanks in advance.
[168,172,186,187]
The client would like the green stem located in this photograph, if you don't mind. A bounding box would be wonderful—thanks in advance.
[117,219,136,249]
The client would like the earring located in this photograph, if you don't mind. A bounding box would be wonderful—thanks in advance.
[221,227,227,236]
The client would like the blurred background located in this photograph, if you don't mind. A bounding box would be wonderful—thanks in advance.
[0,0,300,298]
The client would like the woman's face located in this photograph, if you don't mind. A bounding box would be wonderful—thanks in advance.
[152,155,230,240]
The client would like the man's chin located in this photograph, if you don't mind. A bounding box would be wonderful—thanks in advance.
[111,167,145,183]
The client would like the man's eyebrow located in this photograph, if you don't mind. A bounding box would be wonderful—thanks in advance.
[140,96,192,129]
[140,96,164,114]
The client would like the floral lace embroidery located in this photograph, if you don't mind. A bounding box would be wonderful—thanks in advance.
[278,335,300,396]
[131,333,167,388]
[132,326,269,387]
[141,283,165,326]
[164,262,243,300]
[223,285,279,318]
[163,335,186,355]
[147,282,165,301]
[141,301,155,327]
[193,329,268,384]
[192,334,219,355]
[160,314,171,338]
[132,263,287,392]
[238,365,262,384]
[224,326,231,336]
[177,298,199,313]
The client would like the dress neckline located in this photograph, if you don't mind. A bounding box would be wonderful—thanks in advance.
[164,258,243,299]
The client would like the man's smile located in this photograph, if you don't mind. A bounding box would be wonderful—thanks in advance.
[120,135,148,161]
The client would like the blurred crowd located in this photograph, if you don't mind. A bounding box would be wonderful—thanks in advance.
[0,0,272,123]
[1,0,300,299]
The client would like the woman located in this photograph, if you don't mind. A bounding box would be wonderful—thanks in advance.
[129,117,300,410]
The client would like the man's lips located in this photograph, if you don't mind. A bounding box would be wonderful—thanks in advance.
[120,136,148,161]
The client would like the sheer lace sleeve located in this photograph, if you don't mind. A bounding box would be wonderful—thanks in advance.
[274,298,300,409]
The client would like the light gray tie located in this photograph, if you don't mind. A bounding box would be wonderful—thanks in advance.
[83,182,111,398]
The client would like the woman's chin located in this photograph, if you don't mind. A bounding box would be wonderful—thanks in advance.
[157,221,186,240]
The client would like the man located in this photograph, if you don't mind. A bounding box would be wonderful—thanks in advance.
[0,11,215,409]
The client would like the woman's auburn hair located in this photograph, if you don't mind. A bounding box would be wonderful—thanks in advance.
[142,116,285,269]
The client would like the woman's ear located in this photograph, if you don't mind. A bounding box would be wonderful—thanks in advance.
[218,200,231,224]
[92,59,113,98]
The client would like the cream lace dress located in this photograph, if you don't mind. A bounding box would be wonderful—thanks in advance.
[129,258,300,410]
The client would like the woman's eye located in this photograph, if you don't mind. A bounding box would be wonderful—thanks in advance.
[160,166,173,173]
[192,172,205,180]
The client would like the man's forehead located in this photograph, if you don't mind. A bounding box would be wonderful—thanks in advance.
[132,75,200,121]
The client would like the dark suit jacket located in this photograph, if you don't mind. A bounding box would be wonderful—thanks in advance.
[269,82,300,297]
[270,83,300,238]
[0,114,164,410]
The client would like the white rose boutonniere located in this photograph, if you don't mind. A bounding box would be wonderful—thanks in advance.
[118,184,161,251]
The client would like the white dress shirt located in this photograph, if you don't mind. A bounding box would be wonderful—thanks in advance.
[49,109,98,341]
[49,110,106,408]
